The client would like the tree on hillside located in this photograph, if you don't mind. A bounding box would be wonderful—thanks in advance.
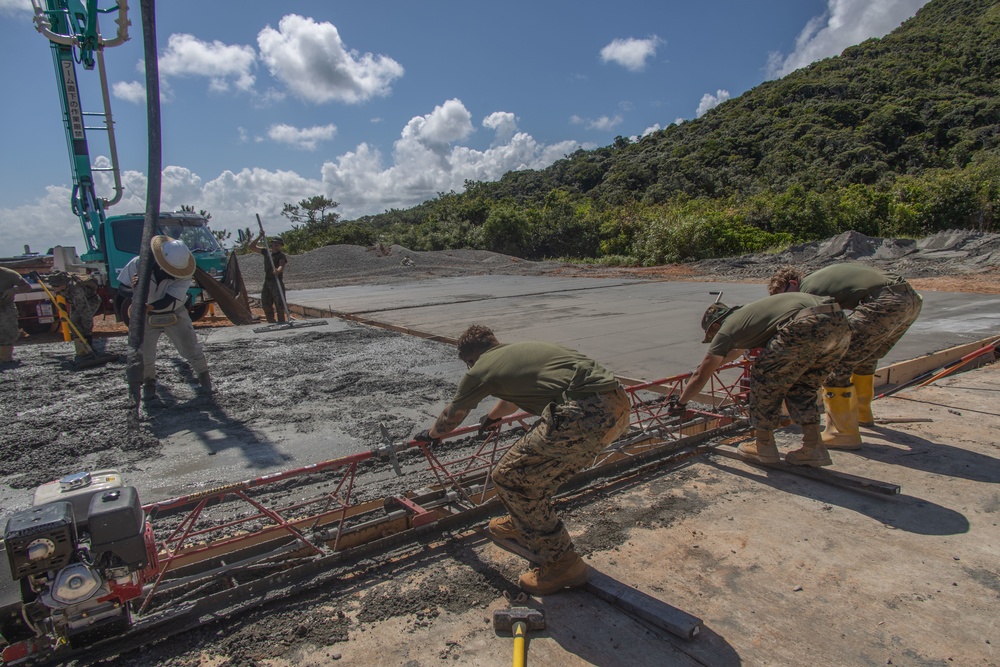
[281,196,341,231]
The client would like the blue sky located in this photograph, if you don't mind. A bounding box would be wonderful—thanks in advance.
[0,0,930,257]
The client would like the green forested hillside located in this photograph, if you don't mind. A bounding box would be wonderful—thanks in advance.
[283,0,1000,264]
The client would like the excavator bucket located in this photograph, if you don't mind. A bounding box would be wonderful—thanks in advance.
[193,253,257,326]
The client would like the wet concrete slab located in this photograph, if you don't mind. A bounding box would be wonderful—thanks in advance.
[283,276,1000,381]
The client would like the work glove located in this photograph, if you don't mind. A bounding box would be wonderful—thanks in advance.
[413,429,440,446]
[478,414,501,437]
[666,396,688,418]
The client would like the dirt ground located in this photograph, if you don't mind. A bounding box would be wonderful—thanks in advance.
[2,229,999,666]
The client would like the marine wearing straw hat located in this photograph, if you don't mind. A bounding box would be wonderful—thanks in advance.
[668,292,852,466]
[117,236,212,399]
[769,263,922,450]
[46,271,102,359]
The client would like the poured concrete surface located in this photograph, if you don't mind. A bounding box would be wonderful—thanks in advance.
[287,363,1000,667]
[3,273,999,665]
[283,276,1000,381]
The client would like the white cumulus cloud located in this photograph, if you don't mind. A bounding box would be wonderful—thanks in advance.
[112,81,147,104]
[0,100,586,255]
[600,36,662,72]
[0,0,30,14]
[267,123,337,150]
[257,14,404,104]
[696,89,730,117]
[767,0,931,78]
[482,111,518,145]
[159,33,257,92]
[570,114,624,131]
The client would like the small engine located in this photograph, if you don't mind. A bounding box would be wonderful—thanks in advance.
[0,471,157,664]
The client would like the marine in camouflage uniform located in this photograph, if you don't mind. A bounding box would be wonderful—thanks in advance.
[671,292,851,467]
[47,271,102,356]
[769,263,922,448]
[414,324,630,595]
[0,267,27,364]
[249,233,288,323]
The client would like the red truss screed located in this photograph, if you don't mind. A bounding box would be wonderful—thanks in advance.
[134,360,752,614]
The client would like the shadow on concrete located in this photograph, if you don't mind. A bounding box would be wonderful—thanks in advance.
[706,459,970,536]
[458,533,742,667]
[539,592,742,667]
[857,427,1000,484]
[144,378,293,469]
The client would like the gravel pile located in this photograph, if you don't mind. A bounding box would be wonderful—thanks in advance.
[235,230,1000,294]
[238,243,572,290]
[690,229,1000,280]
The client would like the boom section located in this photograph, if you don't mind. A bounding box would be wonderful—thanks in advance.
[32,0,130,262]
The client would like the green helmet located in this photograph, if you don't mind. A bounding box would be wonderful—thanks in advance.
[701,302,735,343]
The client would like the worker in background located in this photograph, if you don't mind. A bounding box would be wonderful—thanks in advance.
[248,233,288,323]
[669,293,851,467]
[768,264,922,450]
[46,271,102,360]
[117,236,212,399]
[414,324,630,595]
[0,267,29,367]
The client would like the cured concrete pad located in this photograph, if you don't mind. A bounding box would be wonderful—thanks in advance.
[284,276,1000,380]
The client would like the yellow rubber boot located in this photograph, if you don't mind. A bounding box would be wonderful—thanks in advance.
[821,386,862,450]
[737,429,780,464]
[785,423,832,467]
[851,373,876,427]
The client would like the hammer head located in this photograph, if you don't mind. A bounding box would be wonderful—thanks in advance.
[493,606,546,634]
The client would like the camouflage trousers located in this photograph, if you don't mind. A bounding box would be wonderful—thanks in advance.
[826,283,922,386]
[261,279,286,323]
[491,387,631,563]
[65,284,101,337]
[749,310,851,430]
[0,302,17,345]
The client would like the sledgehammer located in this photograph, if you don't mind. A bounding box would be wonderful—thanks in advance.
[493,607,545,667]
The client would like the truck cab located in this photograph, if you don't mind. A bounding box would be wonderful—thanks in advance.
[106,212,228,323]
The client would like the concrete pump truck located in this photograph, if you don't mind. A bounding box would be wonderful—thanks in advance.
[26,0,251,330]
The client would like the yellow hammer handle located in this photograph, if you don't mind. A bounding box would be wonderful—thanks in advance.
[512,620,526,667]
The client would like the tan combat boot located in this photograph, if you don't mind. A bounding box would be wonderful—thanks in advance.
[0,345,13,364]
[821,386,862,450]
[487,515,528,547]
[519,550,590,595]
[198,371,213,393]
[737,429,780,464]
[851,373,876,427]
[785,422,832,467]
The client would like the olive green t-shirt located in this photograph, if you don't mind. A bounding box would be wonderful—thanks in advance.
[707,293,831,357]
[800,263,897,310]
[450,341,619,416]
